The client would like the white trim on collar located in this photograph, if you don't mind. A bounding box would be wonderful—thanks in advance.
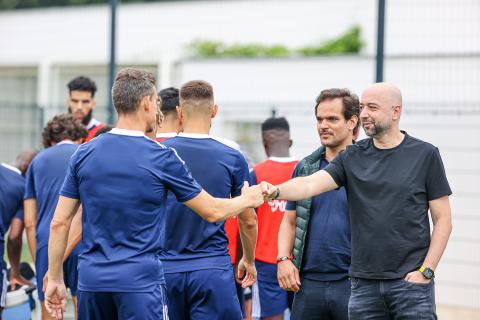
[109,128,146,137]
[178,132,211,139]
[1,163,22,175]
[86,118,101,130]
[156,132,177,138]
[57,139,75,145]
[269,156,297,163]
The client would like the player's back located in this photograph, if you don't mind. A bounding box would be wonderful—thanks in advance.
[160,133,249,272]
[61,129,201,292]
[24,142,78,248]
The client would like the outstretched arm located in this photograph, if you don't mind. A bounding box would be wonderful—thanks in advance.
[263,170,338,201]
[184,182,264,222]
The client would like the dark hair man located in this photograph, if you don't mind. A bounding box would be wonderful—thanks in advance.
[24,114,87,320]
[67,76,105,142]
[160,80,258,320]
[277,89,359,319]
[263,83,452,320]
[44,70,263,320]
[156,87,181,142]
[248,117,297,320]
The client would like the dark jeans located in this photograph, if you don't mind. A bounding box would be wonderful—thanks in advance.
[349,278,437,320]
[291,277,350,320]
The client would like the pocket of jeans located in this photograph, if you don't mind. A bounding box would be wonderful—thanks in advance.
[350,277,360,290]
[401,278,432,287]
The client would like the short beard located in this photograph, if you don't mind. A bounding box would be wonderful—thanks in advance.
[364,120,390,138]
[67,108,93,127]
[81,110,93,126]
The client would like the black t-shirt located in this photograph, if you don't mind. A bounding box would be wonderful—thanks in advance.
[324,132,452,279]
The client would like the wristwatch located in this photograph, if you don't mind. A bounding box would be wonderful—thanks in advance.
[419,266,435,280]
[276,256,291,263]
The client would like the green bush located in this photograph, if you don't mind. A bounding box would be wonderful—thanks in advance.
[298,26,363,56]
[188,26,364,58]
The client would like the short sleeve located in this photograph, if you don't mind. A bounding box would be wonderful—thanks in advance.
[24,163,36,199]
[231,153,250,197]
[323,150,347,188]
[160,148,202,203]
[60,153,80,199]
[286,164,301,211]
[426,148,452,201]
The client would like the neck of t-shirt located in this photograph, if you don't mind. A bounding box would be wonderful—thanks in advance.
[372,130,407,150]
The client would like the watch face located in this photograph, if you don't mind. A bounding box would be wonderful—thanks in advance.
[423,268,434,279]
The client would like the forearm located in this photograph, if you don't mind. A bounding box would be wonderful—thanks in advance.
[211,195,253,222]
[48,218,71,281]
[238,209,257,264]
[25,227,37,262]
[276,170,337,201]
[422,216,452,270]
[47,196,80,281]
[277,210,296,258]
[7,236,22,275]
[63,207,83,261]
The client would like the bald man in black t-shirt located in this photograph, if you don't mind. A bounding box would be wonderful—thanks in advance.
[262,83,452,320]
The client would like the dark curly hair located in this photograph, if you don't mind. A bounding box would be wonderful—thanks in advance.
[42,113,88,148]
[67,76,97,97]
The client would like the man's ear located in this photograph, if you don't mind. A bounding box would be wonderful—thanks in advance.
[91,99,97,110]
[211,104,218,119]
[141,95,151,112]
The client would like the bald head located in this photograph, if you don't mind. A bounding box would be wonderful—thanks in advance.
[362,82,402,107]
[14,149,38,176]
[360,82,403,138]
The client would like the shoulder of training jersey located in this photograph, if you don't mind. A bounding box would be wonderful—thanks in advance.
[1,163,22,176]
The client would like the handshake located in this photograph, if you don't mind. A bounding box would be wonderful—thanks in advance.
[240,181,281,207]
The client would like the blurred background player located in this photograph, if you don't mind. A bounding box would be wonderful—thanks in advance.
[43,69,263,320]
[4,150,38,290]
[160,80,258,320]
[0,151,38,318]
[249,117,297,320]
[24,114,87,320]
[156,87,181,142]
[67,76,104,142]
[277,88,359,320]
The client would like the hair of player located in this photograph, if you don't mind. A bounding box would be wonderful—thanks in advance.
[315,88,360,134]
[261,117,290,132]
[67,76,97,97]
[93,125,114,138]
[42,113,88,148]
[180,80,213,103]
[112,68,156,115]
[159,87,179,115]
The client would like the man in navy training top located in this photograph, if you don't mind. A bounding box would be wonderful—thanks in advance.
[262,83,452,319]
[277,88,360,320]
[43,69,264,320]
[0,150,37,318]
[161,80,258,320]
[24,114,87,320]
[3,150,37,291]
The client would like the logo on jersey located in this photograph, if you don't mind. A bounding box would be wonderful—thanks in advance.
[267,200,287,213]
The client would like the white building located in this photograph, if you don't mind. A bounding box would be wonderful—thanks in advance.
[0,0,479,317]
